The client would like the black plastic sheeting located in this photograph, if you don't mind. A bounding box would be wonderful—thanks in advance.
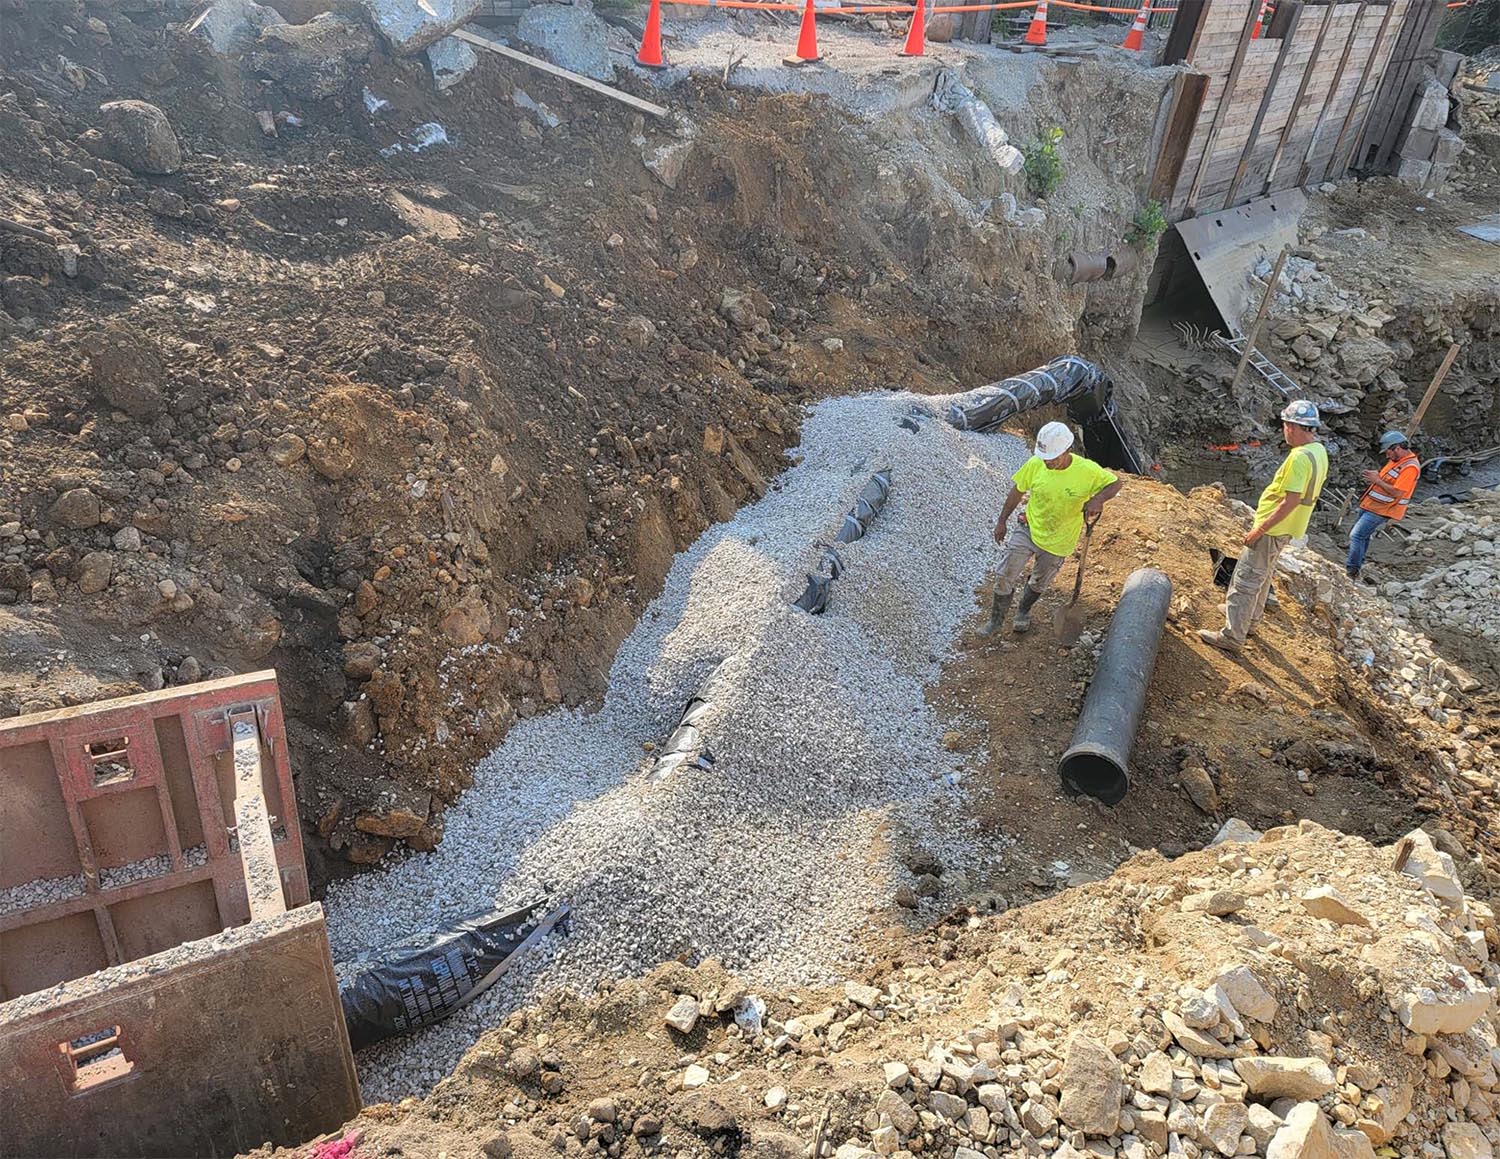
[649,694,715,782]
[340,902,567,1049]
[793,470,891,614]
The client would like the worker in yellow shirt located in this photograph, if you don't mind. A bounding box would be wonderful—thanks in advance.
[1199,400,1329,654]
[979,421,1122,636]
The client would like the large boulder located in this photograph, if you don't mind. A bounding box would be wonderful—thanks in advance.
[1364,929,1492,1035]
[251,14,375,100]
[96,100,181,175]
[516,3,613,82]
[185,0,286,55]
[363,0,482,55]
[427,34,477,91]
[1056,1034,1120,1137]
[1232,1057,1336,1101]
[1267,1103,1332,1159]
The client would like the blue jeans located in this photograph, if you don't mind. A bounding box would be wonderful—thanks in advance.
[1347,511,1388,574]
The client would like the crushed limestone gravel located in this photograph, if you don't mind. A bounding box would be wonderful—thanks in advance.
[324,391,1031,1099]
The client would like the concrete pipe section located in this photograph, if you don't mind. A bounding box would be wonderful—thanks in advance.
[1058,567,1172,804]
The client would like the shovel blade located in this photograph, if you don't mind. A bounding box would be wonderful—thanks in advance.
[1057,601,1085,645]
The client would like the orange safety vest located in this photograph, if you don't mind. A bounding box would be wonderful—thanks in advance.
[1359,450,1420,520]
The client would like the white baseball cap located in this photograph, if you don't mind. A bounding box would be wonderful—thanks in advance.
[1034,421,1075,461]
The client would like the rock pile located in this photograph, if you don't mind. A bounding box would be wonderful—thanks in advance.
[1261,540,1500,834]
[279,821,1500,1159]
[1226,181,1500,461]
[1378,490,1500,683]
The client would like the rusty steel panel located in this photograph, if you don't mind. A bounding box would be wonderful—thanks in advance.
[0,905,361,1158]
[1172,188,1308,332]
[0,671,310,1001]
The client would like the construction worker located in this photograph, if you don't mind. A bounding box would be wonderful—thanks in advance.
[1346,430,1420,581]
[979,421,1122,636]
[1198,400,1328,654]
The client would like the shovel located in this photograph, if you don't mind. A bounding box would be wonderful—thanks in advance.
[1057,514,1099,646]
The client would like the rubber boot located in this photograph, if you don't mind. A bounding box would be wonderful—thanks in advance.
[977,589,1013,637]
[1011,586,1042,634]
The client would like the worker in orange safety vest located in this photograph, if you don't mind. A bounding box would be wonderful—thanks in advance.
[1346,430,1421,581]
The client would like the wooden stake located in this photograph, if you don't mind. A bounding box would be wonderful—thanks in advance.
[1228,245,1289,402]
[1410,342,1462,433]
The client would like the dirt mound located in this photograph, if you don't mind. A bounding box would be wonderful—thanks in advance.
[257,820,1500,1159]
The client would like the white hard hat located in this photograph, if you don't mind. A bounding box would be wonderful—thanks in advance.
[1034,421,1075,461]
[1279,399,1322,429]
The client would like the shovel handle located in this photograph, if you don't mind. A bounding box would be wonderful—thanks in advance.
[1067,515,1099,605]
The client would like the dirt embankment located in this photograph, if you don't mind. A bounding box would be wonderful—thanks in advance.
[0,4,1161,875]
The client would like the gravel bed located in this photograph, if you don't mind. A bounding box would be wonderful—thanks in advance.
[0,873,86,916]
[97,844,209,891]
[325,391,1028,1098]
[3,845,210,916]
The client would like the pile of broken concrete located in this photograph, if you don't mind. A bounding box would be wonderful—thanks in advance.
[187,0,484,98]
[187,0,627,98]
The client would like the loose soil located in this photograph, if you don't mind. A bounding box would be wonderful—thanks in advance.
[933,475,1445,905]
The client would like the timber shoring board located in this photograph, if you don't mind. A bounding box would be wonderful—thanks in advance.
[1299,1,1373,184]
[1265,1,1340,192]
[1225,3,1305,208]
[1363,0,1447,171]
[1152,72,1211,205]
[1306,4,1410,180]
[1171,1,1378,212]
[1183,1,1269,213]
[1326,0,1404,181]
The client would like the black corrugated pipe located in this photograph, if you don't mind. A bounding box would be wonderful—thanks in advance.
[1058,568,1172,805]
[945,356,1108,433]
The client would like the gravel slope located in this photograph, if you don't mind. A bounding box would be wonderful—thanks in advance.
[324,390,1029,1098]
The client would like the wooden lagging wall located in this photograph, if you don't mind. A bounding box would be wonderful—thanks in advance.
[1170,0,1418,217]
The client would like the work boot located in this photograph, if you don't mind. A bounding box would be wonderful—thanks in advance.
[1196,628,1243,655]
[977,589,1013,637]
[1012,586,1043,634]
[1347,566,1360,582]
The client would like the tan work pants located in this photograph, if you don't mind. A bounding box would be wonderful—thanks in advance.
[994,522,1066,597]
[1223,534,1289,644]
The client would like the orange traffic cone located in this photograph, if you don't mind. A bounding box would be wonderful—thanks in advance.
[1250,0,1269,39]
[637,0,665,67]
[1121,0,1149,50]
[1023,0,1048,46]
[790,0,821,63]
[900,0,926,56]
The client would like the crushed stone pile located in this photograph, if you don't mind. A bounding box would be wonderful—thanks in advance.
[324,391,1031,1099]
[279,821,1500,1159]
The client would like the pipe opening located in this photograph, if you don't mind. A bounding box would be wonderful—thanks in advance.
[1059,750,1128,806]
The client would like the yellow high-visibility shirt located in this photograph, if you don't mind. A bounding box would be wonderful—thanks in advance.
[1254,442,1329,538]
[1011,454,1117,557]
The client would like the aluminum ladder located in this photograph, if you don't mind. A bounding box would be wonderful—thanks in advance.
[1214,332,1300,398]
